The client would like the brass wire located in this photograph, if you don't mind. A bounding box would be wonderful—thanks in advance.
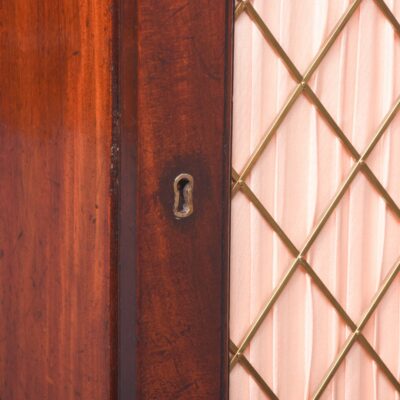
[231,0,400,398]
[229,340,279,400]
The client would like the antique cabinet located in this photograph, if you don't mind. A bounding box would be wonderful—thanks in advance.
[1,0,400,399]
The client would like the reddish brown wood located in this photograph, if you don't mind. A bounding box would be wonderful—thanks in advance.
[0,1,117,398]
[118,0,138,397]
[0,0,233,398]
[126,1,234,399]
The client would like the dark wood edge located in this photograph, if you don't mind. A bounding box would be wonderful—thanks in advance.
[115,1,233,398]
[222,0,234,398]
[115,0,138,398]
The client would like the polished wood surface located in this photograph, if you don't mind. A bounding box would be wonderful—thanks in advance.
[130,1,233,398]
[0,0,233,398]
[0,1,116,398]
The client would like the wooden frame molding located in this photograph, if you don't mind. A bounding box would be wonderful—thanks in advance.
[118,0,234,398]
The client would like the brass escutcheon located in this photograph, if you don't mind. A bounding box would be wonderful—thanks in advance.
[173,173,194,219]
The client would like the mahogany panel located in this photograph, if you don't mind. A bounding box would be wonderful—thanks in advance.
[0,0,116,398]
[126,0,234,398]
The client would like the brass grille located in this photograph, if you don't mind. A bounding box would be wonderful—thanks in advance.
[230,1,400,398]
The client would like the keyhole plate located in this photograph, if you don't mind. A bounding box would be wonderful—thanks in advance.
[173,173,194,219]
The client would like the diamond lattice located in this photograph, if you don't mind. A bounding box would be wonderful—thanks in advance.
[230,0,400,398]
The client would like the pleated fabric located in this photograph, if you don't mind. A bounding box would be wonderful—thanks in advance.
[230,1,400,399]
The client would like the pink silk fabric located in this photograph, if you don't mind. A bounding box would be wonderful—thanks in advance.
[230,0,400,399]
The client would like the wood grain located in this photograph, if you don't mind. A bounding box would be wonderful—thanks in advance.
[0,0,233,398]
[0,1,116,398]
[129,1,233,398]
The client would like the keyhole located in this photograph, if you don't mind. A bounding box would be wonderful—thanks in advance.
[173,173,194,219]
[177,178,189,212]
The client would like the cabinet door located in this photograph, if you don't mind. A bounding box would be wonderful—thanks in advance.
[119,1,233,398]
[6,1,399,400]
